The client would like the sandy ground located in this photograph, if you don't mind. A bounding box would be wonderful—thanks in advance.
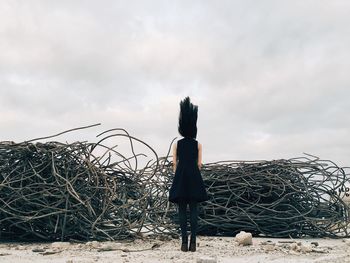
[0,236,349,263]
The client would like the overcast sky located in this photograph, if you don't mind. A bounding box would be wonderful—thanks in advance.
[1,1,349,167]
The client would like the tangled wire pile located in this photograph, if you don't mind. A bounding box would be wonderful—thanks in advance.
[195,158,350,238]
[0,124,349,241]
[0,124,161,241]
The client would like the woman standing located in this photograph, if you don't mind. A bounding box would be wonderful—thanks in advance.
[169,96,209,252]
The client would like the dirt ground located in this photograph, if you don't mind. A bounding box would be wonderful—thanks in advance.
[0,235,349,263]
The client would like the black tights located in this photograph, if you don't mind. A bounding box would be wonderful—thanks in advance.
[178,200,198,238]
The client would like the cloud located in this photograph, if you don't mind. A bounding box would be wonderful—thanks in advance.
[0,0,349,167]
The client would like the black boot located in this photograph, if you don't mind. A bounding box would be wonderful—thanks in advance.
[181,235,188,252]
[189,235,196,252]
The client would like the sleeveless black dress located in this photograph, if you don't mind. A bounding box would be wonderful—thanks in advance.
[168,137,209,204]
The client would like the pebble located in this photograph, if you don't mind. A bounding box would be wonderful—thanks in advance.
[234,231,253,246]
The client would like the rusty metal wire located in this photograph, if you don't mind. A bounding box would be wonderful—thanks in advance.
[0,125,349,241]
[0,124,160,241]
[194,157,350,238]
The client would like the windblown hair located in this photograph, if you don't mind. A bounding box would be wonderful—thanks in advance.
[178,96,198,139]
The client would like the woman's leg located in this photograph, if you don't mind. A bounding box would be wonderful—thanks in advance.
[189,201,198,238]
[178,201,188,239]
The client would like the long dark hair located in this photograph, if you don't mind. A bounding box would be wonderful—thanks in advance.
[178,96,198,139]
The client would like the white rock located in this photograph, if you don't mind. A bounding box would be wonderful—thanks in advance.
[196,256,217,263]
[234,231,253,246]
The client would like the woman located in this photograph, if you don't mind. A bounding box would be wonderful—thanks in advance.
[168,96,209,252]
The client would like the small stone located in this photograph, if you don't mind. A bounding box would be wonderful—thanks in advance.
[234,231,253,246]
[196,256,217,263]
[311,241,319,247]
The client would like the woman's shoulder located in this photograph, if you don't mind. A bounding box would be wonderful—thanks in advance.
[177,138,184,144]
[173,138,184,148]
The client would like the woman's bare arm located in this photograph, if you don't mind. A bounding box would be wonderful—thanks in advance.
[198,142,202,170]
[172,142,177,172]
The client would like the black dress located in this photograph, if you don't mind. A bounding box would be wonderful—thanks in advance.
[168,137,209,204]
